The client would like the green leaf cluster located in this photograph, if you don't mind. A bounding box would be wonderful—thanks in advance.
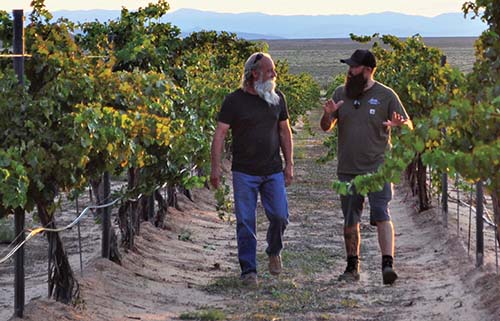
[326,5,499,200]
[0,0,320,219]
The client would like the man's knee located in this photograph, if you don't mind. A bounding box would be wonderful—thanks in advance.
[269,212,288,226]
[236,212,256,232]
[370,205,390,222]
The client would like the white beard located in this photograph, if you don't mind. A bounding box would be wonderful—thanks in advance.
[254,78,280,106]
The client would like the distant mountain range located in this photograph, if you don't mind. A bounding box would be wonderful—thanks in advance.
[50,8,487,39]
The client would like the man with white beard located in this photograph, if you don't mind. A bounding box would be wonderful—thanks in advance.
[210,52,293,287]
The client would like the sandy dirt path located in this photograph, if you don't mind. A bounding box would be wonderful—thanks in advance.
[2,107,499,321]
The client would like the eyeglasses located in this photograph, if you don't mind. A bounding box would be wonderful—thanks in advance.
[253,53,263,64]
[353,99,361,109]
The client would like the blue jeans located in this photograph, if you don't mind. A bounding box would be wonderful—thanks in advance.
[232,171,289,276]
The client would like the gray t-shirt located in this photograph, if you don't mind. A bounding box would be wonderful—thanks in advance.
[332,81,409,175]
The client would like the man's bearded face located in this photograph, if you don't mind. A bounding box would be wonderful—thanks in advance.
[254,73,280,106]
[344,68,368,100]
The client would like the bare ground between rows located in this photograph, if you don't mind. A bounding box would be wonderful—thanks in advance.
[2,107,500,321]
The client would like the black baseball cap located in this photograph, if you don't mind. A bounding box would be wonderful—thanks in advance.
[340,49,376,68]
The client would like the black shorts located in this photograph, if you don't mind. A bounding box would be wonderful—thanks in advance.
[338,174,393,226]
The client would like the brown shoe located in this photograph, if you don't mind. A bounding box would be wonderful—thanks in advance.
[269,255,282,275]
[240,272,258,287]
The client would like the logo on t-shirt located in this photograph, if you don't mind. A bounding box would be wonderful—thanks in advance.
[369,109,376,115]
[368,98,380,105]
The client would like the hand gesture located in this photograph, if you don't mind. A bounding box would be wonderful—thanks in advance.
[383,112,407,127]
[323,99,344,114]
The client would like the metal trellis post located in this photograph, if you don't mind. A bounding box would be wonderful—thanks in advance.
[76,197,83,275]
[456,174,460,235]
[441,169,448,227]
[440,55,448,228]
[101,172,111,258]
[13,9,25,319]
[476,180,484,267]
[468,185,473,255]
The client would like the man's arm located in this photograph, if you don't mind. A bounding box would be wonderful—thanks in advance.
[210,122,230,189]
[279,119,294,187]
[320,99,343,131]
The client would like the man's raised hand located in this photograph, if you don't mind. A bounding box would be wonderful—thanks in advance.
[323,99,344,114]
[383,111,413,129]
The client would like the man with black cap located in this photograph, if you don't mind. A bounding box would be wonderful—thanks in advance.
[320,49,412,285]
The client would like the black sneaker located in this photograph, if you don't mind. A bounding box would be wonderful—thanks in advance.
[338,256,360,282]
[382,255,398,285]
[382,266,398,284]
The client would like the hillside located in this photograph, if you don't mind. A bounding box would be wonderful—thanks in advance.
[47,9,487,39]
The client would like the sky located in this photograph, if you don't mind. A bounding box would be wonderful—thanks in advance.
[1,0,468,17]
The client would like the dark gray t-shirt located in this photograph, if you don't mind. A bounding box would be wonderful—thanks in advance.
[332,82,409,175]
[218,88,289,176]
